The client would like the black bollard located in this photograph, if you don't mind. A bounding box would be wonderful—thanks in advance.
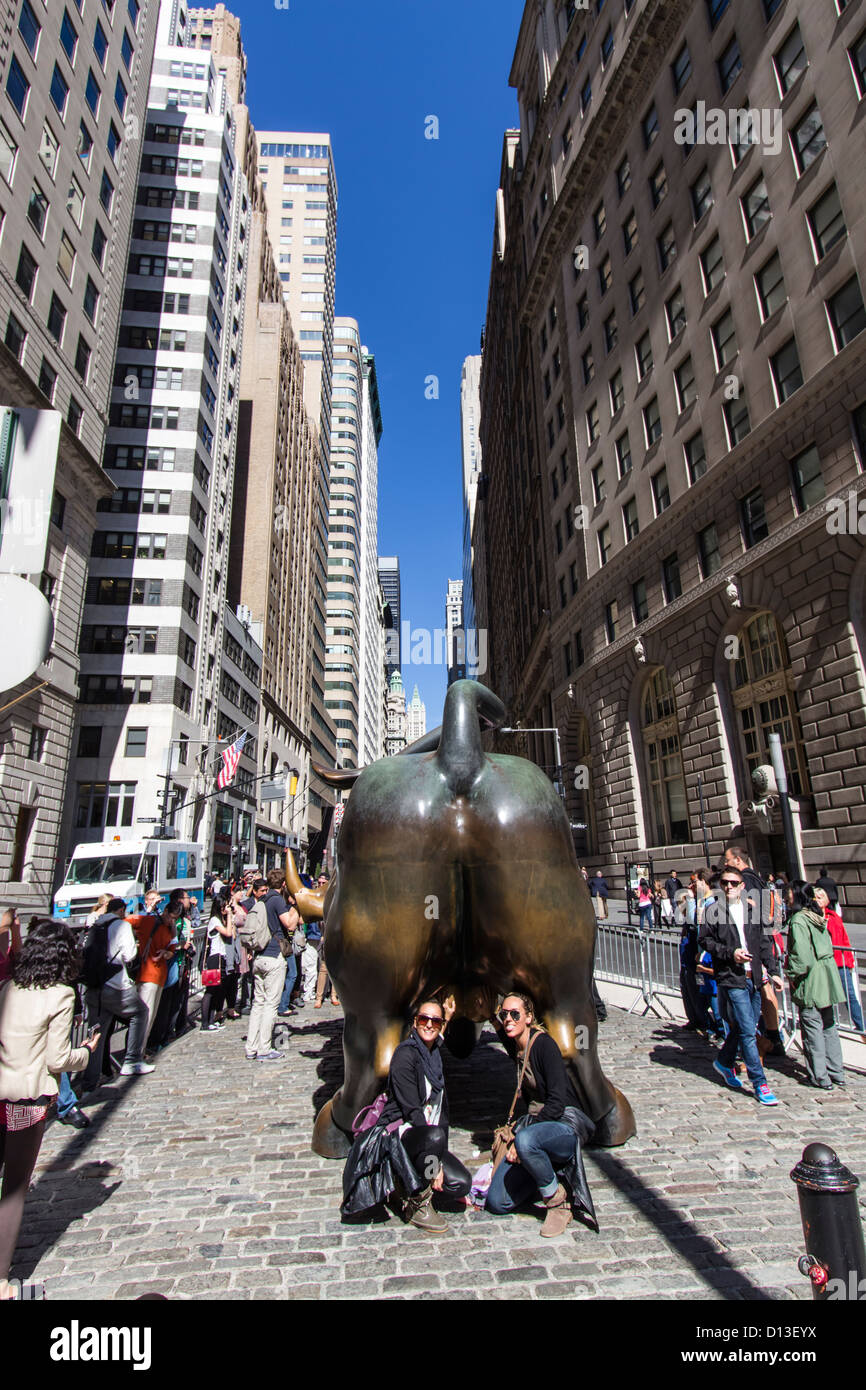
[790,1143,866,1301]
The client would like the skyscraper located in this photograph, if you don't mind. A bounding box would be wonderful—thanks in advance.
[359,349,384,766]
[445,578,465,685]
[385,668,407,757]
[378,555,401,679]
[0,0,160,910]
[460,354,482,655]
[406,684,426,745]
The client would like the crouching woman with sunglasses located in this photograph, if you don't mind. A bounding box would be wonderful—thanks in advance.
[486,993,597,1238]
[341,998,472,1234]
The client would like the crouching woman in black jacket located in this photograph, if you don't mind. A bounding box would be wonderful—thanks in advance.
[485,993,597,1238]
[341,997,471,1233]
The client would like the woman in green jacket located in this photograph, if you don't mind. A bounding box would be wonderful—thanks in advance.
[785,881,846,1090]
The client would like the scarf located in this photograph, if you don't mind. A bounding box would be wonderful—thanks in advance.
[408,1027,444,1097]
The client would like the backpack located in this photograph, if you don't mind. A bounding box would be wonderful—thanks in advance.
[238,899,271,954]
[81,916,125,990]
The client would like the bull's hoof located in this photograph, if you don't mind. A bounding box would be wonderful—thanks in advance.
[312,1097,352,1159]
[592,1087,636,1147]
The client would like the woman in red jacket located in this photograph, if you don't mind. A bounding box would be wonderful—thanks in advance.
[814,887,864,1037]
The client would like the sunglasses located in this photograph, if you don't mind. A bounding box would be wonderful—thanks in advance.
[498,1008,523,1023]
[720,879,742,888]
[415,1013,444,1029]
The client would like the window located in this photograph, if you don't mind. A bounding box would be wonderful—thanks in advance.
[712,308,737,368]
[649,163,667,207]
[78,726,101,758]
[47,293,66,344]
[605,600,619,642]
[641,668,689,844]
[100,169,114,214]
[658,222,677,272]
[125,728,148,758]
[587,401,600,443]
[763,0,783,16]
[636,331,653,379]
[791,104,826,174]
[698,523,721,577]
[77,121,93,170]
[92,221,107,268]
[83,276,99,323]
[675,355,696,411]
[652,466,671,514]
[616,430,632,476]
[700,235,724,295]
[0,121,17,182]
[598,524,612,565]
[741,487,769,546]
[807,183,846,262]
[789,443,824,512]
[601,27,614,64]
[707,0,729,28]
[731,612,809,797]
[642,104,659,149]
[775,23,807,94]
[827,276,866,349]
[75,781,137,830]
[604,311,618,352]
[685,431,707,483]
[644,396,662,446]
[592,461,606,504]
[85,69,100,116]
[114,75,127,117]
[610,368,625,414]
[57,231,76,284]
[629,270,645,315]
[121,30,134,72]
[67,398,82,435]
[662,553,682,601]
[622,210,638,255]
[616,155,631,197]
[598,254,613,295]
[623,496,639,541]
[666,286,686,340]
[5,57,29,119]
[570,560,579,596]
[582,348,595,385]
[771,337,804,402]
[672,43,691,93]
[718,36,743,93]
[75,334,91,381]
[15,244,37,301]
[742,175,771,239]
[724,394,751,446]
[107,123,121,161]
[38,358,57,402]
[574,630,584,667]
[5,313,26,361]
[593,202,606,242]
[60,9,78,62]
[551,469,559,501]
[581,77,592,113]
[577,296,589,331]
[66,175,84,226]
[39,123,59,179]
[691,167,713,222]
[27,183,48,237]
[93,20,108,67]
[633,578,648,622]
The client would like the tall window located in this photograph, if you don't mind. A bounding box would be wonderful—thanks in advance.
[730,613,809,798]
[641,669,689,845]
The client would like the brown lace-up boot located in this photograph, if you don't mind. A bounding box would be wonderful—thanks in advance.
[540,1183,573,1238]
[402,1183,448,1235]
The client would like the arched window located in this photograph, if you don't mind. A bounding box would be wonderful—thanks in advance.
[730,612,809,798]
[640,668,689,845]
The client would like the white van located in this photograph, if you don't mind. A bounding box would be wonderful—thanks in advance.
[53,838,203,925]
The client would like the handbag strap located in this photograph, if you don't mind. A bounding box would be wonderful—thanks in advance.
[505,1027,541,1126]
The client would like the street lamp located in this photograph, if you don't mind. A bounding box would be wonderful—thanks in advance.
[500,725,565,802]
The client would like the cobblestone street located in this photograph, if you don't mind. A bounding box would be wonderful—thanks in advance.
[13,1002,866,1301]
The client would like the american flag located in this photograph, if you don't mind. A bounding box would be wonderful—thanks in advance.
[217,732,247,789]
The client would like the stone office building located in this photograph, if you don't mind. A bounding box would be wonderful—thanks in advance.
[479,0,866,914]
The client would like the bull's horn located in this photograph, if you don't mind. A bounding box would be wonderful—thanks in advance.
[311,760,361,788]
[284,847,325,922]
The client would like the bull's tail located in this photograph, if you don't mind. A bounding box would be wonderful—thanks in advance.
[434,679,505,797]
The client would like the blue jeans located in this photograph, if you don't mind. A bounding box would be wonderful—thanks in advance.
[638,905,654,932]
[840,967,864,1032]
[486,1121,575,1212]
[278,953,298,1013]
[717,981,766,1087]
[57,1073,78,1117]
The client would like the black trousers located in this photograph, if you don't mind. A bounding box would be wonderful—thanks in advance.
[400,1124,471,1196]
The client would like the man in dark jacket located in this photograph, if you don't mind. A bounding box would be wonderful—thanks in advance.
[664,870,682,907]
[589,871,610,920]
[700,868,784,1106]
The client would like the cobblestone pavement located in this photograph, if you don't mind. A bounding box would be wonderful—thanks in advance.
[12,1001,866,1301]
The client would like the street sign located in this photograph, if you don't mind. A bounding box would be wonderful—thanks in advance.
[260,779,287,802]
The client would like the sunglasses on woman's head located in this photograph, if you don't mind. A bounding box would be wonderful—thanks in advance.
[498,1008,522,1022]
[415,1013,443,1029]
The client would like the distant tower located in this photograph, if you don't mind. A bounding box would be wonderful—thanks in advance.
[378,556,401,678]
[406,684,427,744]
[445,579,465,685]
[385,670,407,757]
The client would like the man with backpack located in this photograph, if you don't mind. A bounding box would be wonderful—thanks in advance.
[79,899,154,1091]
[241,870,290,1061]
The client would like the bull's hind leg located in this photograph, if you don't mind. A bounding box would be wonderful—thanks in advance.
[312,1009,404,1159]
[546,987,636,1147]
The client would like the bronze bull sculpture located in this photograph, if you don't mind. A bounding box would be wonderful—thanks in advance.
[286,679,636,1158]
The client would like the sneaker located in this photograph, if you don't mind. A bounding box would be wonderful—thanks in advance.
[755,1082,779,1106]
[119,1061,156,1076]
[713,1059,744,1090]
[201,1023,223,1032]
[256,1050,285,1062]
[244,1051,257,1061]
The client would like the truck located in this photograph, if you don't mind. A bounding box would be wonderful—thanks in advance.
[53,838,204,925]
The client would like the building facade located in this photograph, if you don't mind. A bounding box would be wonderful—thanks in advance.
[460,354,482,651]
[445,577,466,684]
[385,667,407,756]
[406,683,427,744]
[359,347,384,765]
[378,554,401,678]
[480,0,866,912]
[0,0,160,910]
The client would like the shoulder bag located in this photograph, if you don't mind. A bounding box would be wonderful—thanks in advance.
[491,1028,542,1174]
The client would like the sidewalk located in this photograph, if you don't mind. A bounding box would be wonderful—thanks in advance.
[12,1002,866,1301]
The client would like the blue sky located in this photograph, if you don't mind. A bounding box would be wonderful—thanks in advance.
[238,0,525,721]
